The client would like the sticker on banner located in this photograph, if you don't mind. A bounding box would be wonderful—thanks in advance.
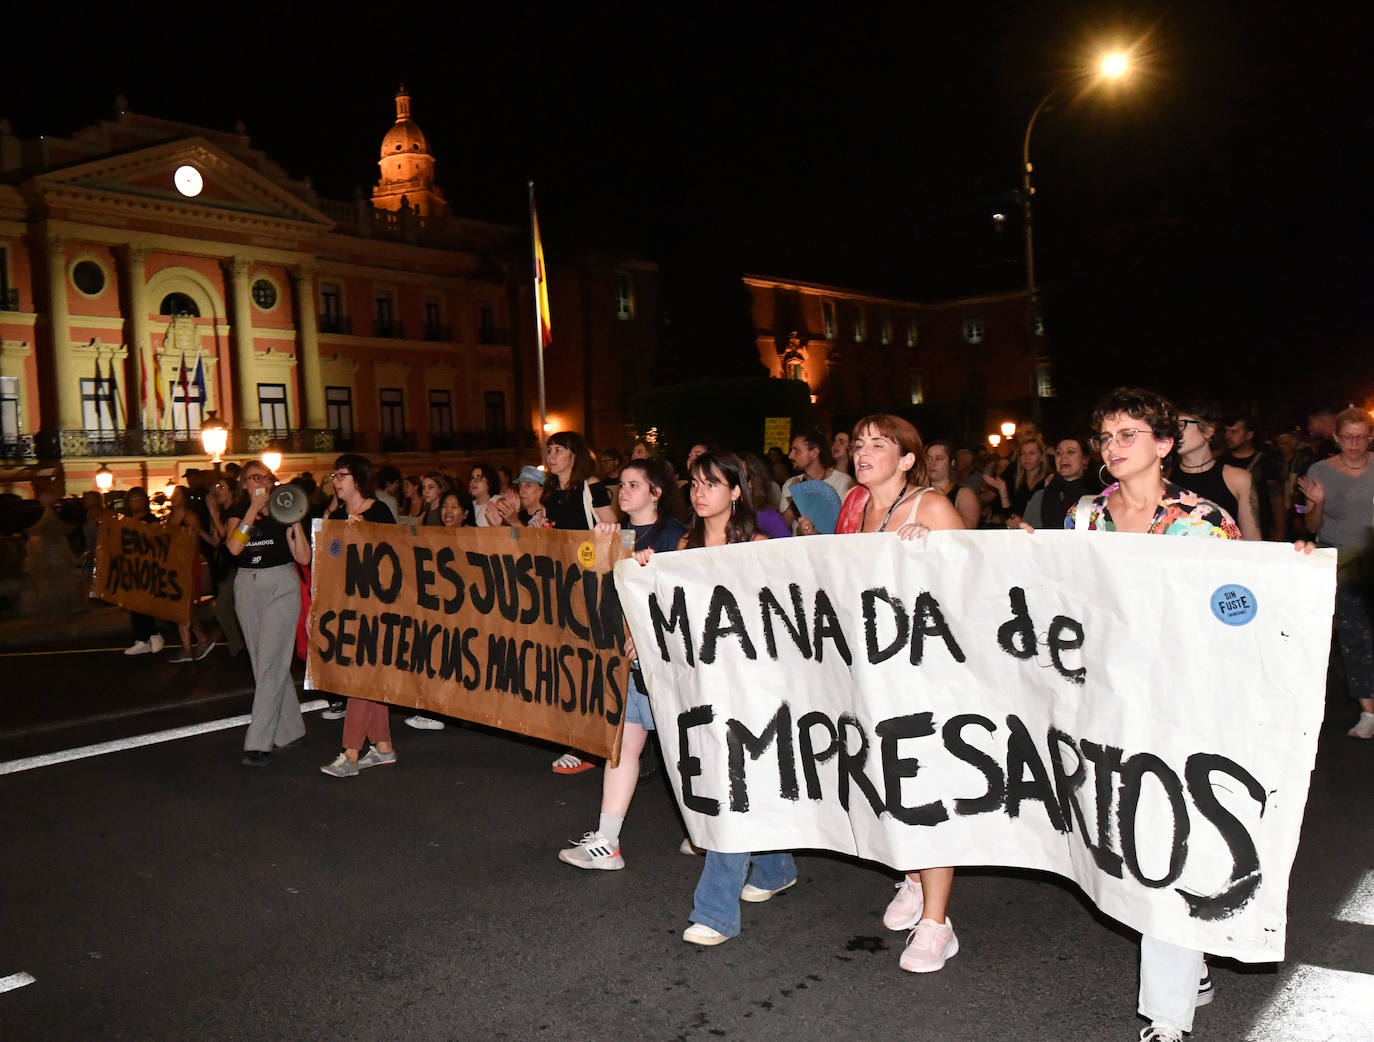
[1211,584,1257,626]
[578,541,597,567]
[328,538,343,558]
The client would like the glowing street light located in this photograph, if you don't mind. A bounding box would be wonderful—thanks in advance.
[1000,421,1018,440]
[988,434,1003,449]
[261,440,284,474]
[200,412,228,466]
[94,464,114,493]
[1021,44,1138,422]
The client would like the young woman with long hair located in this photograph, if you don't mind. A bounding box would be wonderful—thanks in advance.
[558,456,690,871]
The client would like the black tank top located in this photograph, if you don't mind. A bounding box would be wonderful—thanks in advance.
[1172,461,1238,521]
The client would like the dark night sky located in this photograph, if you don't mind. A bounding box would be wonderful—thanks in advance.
[4,3,1372,423]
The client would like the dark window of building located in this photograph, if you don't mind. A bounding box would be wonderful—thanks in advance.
[320,283,342,324]
[374,292,398,337]
[160,293,200,317]
[479,303,495,342]
[251,279,277,310]
[424,299,443,339]
[910,372,925,406]
[429,389,453,436]
[379,388,404,438]
[326,386,353,438]
[1036,362,1054,399]
[614,272,634,320]
[906,318,918,348]
[962,313,985,345]
[880,314,892,346]
[258,383,288,432]
[72,260,106,296]
[822,300,836,339]
[483,390,506,436]
[853,306,866,343]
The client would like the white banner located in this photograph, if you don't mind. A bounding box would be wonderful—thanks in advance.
[615,530,1336,962]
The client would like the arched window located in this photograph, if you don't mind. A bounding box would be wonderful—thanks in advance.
[159,293,200,317]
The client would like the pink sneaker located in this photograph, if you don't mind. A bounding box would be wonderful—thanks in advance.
[899,917,958,973]
[883,876,925,931]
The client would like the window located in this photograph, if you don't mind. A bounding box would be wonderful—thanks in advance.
[251,279,278,310]
[822,300,836,339]
[483,390,506,436]
[906,318,918,348]
[479,303,495,342]
[320,282,343,331]
[326,386,353,438]
[374,291,398,337]
[614,271,634,321]
[80,377,116,432]
[786,361,804,381]
[0,376,18,444]
[424,298,443,339]
[853,307,865,343]
[910,372,925,406]
[1036,362,1055,399]
[379,388,405,439]
[1033,307,1046,337]
[160,292,199,317]
[72,260,106,296]
[429,389,453,437]
[962,313,985,345]
[258,383,288,432]
[880,314,892,346]
[171,376,203,434]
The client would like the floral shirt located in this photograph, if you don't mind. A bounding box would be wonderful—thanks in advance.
[1064,481,1241,539]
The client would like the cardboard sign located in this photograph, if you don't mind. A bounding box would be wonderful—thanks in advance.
[306,522,632,764]
[614,530,1336,962]
[763,417,792,455]
[92,517,196,625]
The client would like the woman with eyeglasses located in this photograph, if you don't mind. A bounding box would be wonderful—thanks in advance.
[226,460,313,767]
[1297,406,1374,740]
[318,455,398,777]
[1066,389,1235,1042]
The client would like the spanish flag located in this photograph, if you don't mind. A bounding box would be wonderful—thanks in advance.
[530,189,552,349]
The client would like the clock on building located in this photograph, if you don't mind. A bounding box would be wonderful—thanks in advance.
[173,165,203,197]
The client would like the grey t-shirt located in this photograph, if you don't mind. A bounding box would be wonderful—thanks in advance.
[1310,458,1374,549]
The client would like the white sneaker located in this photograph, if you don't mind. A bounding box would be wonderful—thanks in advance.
[679,837,704,856]
[683,923,729,946]
[883,876,925,931]
[149,633,165,654]
[558,831,624,870]
[1348,712,1374,739]
[404,715,445,731]
[123,640,152,656]
[899,917,958,973]
[741,878,796,903]
[1139,1027,1183,1042]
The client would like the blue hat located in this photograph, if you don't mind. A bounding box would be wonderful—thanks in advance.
[515,465,546,486]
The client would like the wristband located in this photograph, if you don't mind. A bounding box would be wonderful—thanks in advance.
[229,522,252,546]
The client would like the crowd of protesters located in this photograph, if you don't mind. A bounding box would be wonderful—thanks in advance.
[53,393,1370,1042]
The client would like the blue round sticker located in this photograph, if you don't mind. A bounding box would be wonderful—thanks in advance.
[328,538,343,558]
[1211,584,1258,626]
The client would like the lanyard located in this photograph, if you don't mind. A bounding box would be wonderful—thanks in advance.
[875,489,912,533]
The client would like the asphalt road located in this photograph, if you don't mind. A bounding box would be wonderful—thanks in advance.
[0,639,1371,1042]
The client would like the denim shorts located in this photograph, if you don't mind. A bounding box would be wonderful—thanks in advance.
[624,670,655,731]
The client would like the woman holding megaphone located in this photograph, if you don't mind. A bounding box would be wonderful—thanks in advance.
[226,460,312,767]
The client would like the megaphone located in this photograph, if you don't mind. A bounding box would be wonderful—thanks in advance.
[268,483,309,525]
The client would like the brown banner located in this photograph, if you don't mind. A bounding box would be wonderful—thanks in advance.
[91,517,196,625]
[306,521,633,764]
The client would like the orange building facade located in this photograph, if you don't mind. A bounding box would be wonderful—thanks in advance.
[0,93,550,493]
[744,274,1051,440]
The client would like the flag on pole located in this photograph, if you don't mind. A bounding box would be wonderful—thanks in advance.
[153,350,166,429]
[139,349,149,425]
[106,355,122,431]
[531,196,553,349]
[192,350,207,406]
[179,351,190,412]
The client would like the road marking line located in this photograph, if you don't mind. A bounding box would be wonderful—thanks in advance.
[1247,963,1374,1042]
[0,699,329,776]
[1335,869,1374,926]
[0,971,35,993]
[0,647,129,657]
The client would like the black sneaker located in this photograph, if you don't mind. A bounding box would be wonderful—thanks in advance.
[242,750,271,768]
[321,700,346,720]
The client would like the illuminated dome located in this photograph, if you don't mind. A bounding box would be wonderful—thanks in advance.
[380,88,429,157]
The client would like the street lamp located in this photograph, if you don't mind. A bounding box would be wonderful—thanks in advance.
[988,434,1002,450]
[1021,47,1135,422]
[200,412,228,467]
[94,464,114,494]
[261,440,284,475]
[1000,421,1018,441]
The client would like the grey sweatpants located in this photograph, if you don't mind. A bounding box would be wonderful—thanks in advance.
[235,564,306,753]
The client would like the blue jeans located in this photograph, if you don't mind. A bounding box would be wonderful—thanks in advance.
[690,850,797,938]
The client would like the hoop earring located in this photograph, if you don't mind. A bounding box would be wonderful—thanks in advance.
[1098,464,1110,485]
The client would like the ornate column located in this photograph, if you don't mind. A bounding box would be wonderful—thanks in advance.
[222,256,259,428]
[43,232,82,432]
[290,263,326,429]
[119,243,151,430]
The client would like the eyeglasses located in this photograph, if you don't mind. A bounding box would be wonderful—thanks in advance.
[1337,433,1371,444]
[1180,419,1202,429]
[331,471,351,481]
[1090,428,1154,452]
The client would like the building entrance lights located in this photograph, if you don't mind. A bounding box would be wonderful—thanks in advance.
[1021,46,1136,422]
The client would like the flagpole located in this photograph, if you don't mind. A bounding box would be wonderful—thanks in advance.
[528,180,547,463]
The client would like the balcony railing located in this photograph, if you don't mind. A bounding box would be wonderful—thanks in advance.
[478,326,510,346]
[374,319,406,339]
[422,323,452,342]
[319,314,352,335]
[0,288,19,311]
